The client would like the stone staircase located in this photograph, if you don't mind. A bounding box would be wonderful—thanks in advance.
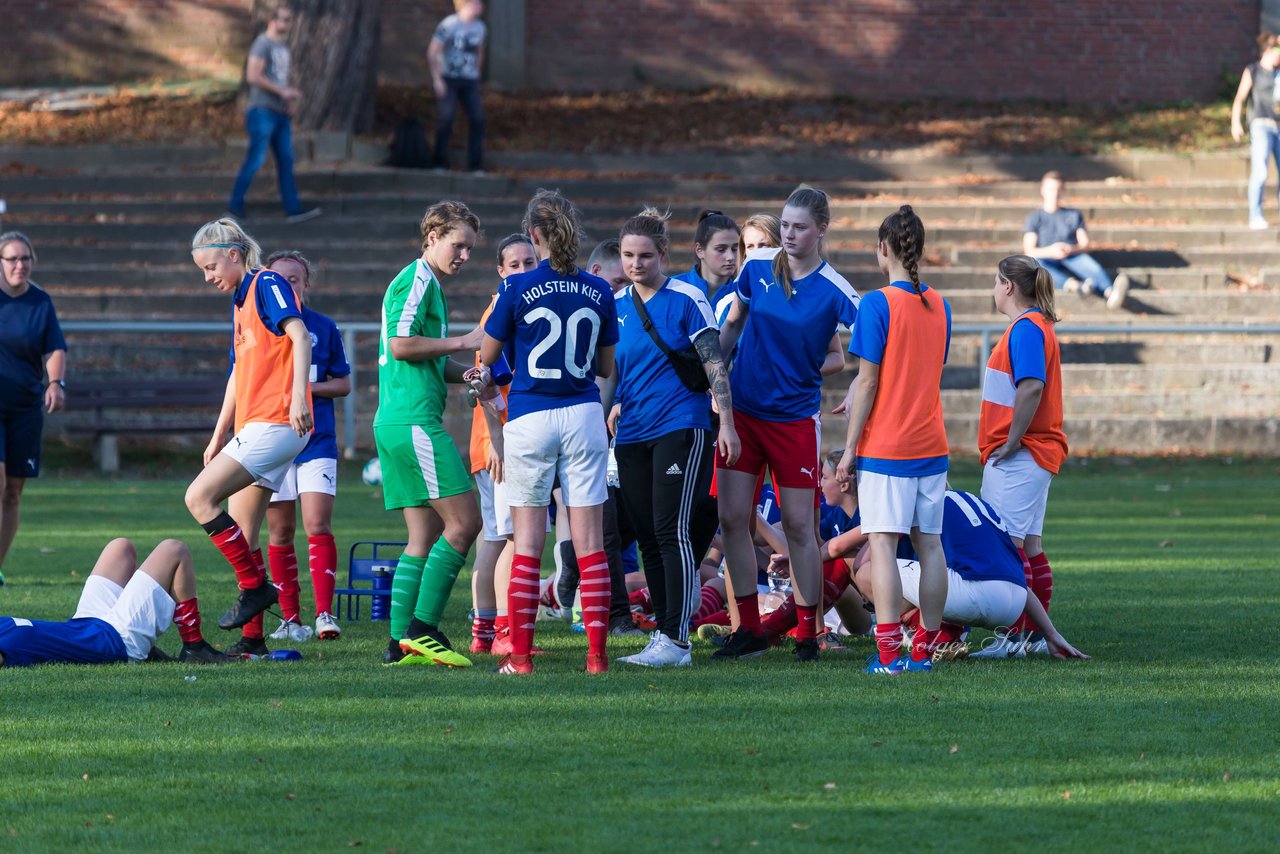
[2,150,1276,457]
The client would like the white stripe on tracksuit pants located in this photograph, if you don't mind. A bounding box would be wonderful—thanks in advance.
[615,428,715,644]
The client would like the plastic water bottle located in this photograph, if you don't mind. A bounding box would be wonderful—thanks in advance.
[370,567,392,621]
[268,649,302,662]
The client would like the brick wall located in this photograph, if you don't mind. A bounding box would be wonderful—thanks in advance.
[1,0,1260,103]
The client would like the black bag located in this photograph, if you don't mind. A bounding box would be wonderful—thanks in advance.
[630,288,711,394]
[389,118,430,169]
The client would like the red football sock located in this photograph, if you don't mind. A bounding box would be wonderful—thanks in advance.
[912,627,940,662]
[268,544,301,622]
[494,612,509,634]
[875,622,903,665]
[1011,547,1035,633]
[578,551,611,656]
[1029,552,1053,612]
[692,609,730,628]
[628,587,652,612]
[173,598,203,644]
[508,554,541,656]
[308,534,338,616]
[734,592,762,634]
[761,596,797,639]
[796,604,818,642]
[209,523,262,590]
[938,621,965,644]
[694,584,724,622]
[472,611,496,641]
[243,612,264,640]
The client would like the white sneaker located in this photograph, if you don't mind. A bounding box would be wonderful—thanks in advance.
[315,611,341,640]
[1106,273,1130,310]
[617,631,662,664]
[269,619,303,641]
[970,631,1027,659]
[1250,217,1270,230]
[620,632,692,667]
[1023,638,1050,656]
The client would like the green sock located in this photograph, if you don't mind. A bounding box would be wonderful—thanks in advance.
[389,554,427,640]
[413,539,467,626]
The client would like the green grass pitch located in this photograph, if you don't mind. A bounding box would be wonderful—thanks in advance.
[1,454,1276,851]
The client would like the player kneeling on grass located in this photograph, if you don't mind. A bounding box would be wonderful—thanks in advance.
[846,490,1088,664]
[0,538,234,667]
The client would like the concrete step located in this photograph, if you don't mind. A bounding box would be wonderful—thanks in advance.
[940,388,1278,417]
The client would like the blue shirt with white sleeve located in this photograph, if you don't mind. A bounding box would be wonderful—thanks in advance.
[485,259,620,422]
[729,248,859,421]
[897,491,1026,586]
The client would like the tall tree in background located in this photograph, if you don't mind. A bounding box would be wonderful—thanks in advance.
[250,0,381,133]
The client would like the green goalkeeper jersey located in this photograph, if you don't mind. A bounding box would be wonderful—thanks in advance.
[373,259,451,426]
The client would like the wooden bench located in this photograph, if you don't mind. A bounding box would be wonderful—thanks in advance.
[64,378,225,472]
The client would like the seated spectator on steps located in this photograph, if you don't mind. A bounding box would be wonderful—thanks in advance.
[1023,171,1129,311]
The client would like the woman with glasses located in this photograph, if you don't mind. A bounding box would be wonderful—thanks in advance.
[0,231,67,586]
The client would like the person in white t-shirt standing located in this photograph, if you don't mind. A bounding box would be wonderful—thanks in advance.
[428,0,487,173]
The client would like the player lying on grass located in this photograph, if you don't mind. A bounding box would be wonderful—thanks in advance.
[0,538,234,667]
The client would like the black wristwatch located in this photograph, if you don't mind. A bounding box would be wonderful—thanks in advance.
[50,379,66,389]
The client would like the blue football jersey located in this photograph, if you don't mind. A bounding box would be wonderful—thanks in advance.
[897,491,1026,585]
[295,307,351,463]
[729,248,859,421]
[613,280,716,444]
[0,616,127,667]
[485,260,620,421]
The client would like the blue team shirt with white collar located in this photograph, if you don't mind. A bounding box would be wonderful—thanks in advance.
[232,269,303,335]
[0,616,127,666]
[672,264,710,297]
[485,259,619,422]
[729,248,859,421]
[896,491,1026,586]
[614,279,717,444]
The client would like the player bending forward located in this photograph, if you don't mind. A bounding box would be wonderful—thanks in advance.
[0,539,234,666]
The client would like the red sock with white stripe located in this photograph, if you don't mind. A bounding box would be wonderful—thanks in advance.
[308,534,338,616]
[1029,552,1053,612]
[268,544,301,622]
[875,622,903,665]
[694,584,724,622]
[472,609,496,641]
[628,587,651,612]
[508,554,541,656]
[577,551,611,656]
[1011,547,1035,634]
[796,604,818,642]
[174,598,204,644]
[203,513,261,590]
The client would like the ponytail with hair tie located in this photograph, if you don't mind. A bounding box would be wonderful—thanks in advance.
[877,204,928,308]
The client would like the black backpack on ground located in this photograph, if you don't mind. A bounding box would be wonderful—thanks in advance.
[389,118,430,169]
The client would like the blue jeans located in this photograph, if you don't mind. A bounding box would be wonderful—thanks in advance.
[1037,253,1113,296]
[228,107,302,215]
[433,78,485,171]
[1248,118,1280,222]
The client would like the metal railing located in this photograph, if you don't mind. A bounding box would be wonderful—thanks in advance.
[61,321,1280,459]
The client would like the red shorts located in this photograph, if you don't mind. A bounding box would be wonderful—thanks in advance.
[717,409,821,490]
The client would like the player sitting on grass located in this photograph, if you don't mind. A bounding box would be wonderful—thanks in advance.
[0,538,234,666]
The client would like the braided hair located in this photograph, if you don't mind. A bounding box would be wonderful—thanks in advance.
[877,204,928,308]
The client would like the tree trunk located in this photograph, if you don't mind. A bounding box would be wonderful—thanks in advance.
[251,0,381,133]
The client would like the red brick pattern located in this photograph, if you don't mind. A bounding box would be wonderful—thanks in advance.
[0,0,1260,103]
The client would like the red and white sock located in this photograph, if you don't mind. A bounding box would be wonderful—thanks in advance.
[209,523,262,590]
[628,586,652,612]
[308,534,338,616]
[472,610,496,641]
[174,598,203,644]
[508,554,541,656]
[796,604,818,642]
[694,584,724,622]
[494,611,509,635]
[1011,547,1036,633]
[578,551,611,656]
[268,544,301,622]
[1029,552,1053,612]
[875,622,903,665]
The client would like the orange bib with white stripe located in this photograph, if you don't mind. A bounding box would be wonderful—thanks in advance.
[858,286,950,461]
[978,312,1067,473]
[233,271,312,433]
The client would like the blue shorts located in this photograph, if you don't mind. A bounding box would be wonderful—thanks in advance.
[0,406,43,479]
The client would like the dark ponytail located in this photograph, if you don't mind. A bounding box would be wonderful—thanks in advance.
[878,204,928,308]
[693,209,739,278]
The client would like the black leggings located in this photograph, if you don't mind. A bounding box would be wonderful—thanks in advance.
[616,429,716,643]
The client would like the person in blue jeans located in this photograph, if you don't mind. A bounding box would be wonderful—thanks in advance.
[227,3,320,223]
[428,1,487,173]
[1023,171,1128,311]
[1231,33,1280,229]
